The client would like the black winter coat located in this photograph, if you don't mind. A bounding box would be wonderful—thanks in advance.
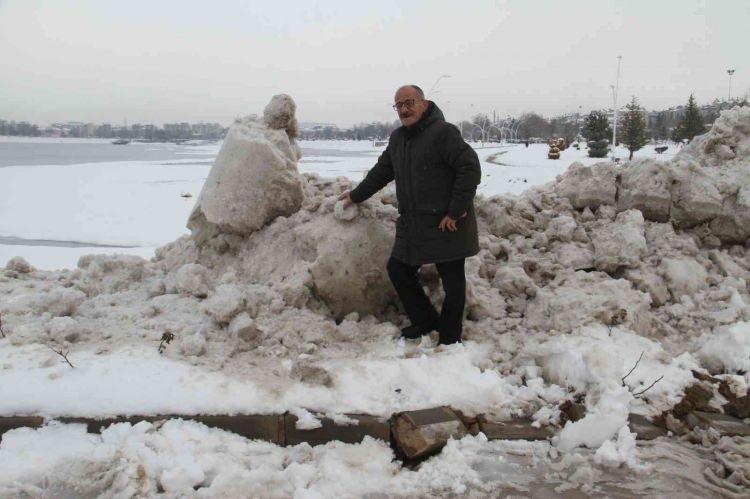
[350,102,481,265]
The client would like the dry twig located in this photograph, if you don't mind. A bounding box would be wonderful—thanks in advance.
[621,350,663,399]
[158,331,175,355]
[621,351,644,386]
[633,376,664,398]
[0,312,5,338]
[46,344,75,369]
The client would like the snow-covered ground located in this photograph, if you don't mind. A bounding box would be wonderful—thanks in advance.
[0,137,677,270]
[0,419,733,497]
[1,103,748,499]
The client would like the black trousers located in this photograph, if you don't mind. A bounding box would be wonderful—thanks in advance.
[386,256,466,343]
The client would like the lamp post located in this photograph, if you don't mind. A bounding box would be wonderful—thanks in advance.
[611,55,622,161]
[426,74,451,98]
[727,69,735,101]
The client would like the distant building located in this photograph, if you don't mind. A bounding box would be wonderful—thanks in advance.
[83,123,96,137]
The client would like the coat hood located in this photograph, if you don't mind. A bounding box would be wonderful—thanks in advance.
[404,101,445,137]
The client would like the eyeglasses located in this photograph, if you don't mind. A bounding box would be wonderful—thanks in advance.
[392,98,421,111]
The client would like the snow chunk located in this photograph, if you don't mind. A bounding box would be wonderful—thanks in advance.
[76,254,148,294]
[617,159,672,222]
[554,387,632,453]
[524,272,652,334]
[38,288,86,317]
[179,332,207,357]
[591,209,647,273]
[187,95,304,242]
[660,257,708,299]
[5,256,33,274]
[554,162,617,210]
[174,263,211,298]
[697,321,750,374]
[545,215,577,243]
[553,242,594,270]
[334,200,359,221]
[300,215,395,319]
[263,93,299,136]
[228,312,260,342]
[593,426,639,468]
[202,284,245,324]
[292,407,323,429]
[528,324,697,415]
[47,316,82,343]
[669,160,723,228]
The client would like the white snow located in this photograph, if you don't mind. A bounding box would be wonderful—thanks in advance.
[0,419,731,497]
[1,104,750,496]
[697,321,750,374]
[0,341,542,419]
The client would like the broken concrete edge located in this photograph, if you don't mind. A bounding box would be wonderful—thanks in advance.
[392,407,470,460]
[684,411,750,437]
[627,414,669,441]
[0,408,685,446]
[284,413,390,447]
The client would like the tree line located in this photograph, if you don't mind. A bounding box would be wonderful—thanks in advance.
[580,93,749,159]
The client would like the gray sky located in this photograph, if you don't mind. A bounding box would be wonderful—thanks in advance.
[1,0,747,127]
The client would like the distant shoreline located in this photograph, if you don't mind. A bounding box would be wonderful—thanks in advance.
[0,136,220,145]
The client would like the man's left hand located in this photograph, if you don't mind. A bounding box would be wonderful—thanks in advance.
[438,212,467,232]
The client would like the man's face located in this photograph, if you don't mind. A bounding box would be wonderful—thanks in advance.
[394,87,428,127]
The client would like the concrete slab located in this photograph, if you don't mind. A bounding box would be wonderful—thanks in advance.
[57,415,162,433]
[723,395,750,420]
[672,383,713,418]
[392,407,468,460]
[57,414,285,444]
[628,414,668,440]
[0,416,44,440]
[192,414,284,445]
[284,413,390,447]
[685,411,750,437]
[478,418,553,441]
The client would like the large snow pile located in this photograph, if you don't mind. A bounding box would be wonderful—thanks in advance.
[1,99,749,469]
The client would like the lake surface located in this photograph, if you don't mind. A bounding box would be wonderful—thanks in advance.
[0,140,216,167]
[0,138,378,168]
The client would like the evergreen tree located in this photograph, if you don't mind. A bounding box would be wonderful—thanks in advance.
[583,110,611,141]
[671,94,705,143]
[620,96,649,160]
[583,110,611,158]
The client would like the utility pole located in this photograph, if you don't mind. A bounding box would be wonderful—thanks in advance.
[611,55,622,161]
[727,69,735,101]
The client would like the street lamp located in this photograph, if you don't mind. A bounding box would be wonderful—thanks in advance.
[611,55,622,161]
[426,74,451,98]
[727,69,736,101]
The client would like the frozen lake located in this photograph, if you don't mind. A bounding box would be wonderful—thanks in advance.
[0,136,678,270]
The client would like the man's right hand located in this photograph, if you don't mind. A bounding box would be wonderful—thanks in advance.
[338,190,353,208]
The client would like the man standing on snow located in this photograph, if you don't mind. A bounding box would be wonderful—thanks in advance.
[338,85,481,345]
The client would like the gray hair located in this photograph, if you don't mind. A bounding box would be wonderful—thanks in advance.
[397,85,425,99]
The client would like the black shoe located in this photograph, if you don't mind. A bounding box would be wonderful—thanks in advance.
[438,335,462,346]
[400,322,437,339]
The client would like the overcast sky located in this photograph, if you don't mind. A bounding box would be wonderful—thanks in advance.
[1,0,747,127]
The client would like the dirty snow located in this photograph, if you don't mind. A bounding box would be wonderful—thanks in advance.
[1,102,750,496]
